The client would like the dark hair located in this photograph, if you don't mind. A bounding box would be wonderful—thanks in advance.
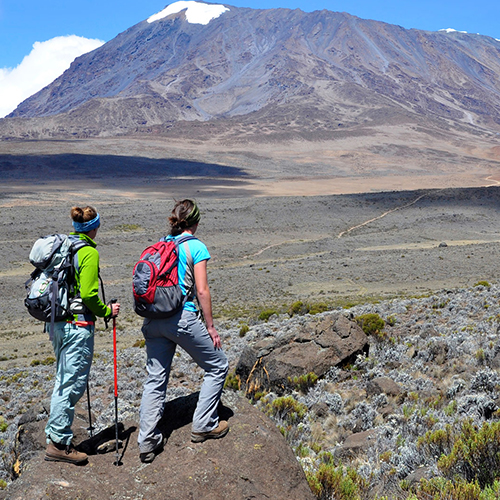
[70,206,98,223]
[168,199,199,236]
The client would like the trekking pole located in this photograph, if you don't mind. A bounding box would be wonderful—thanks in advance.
[111,299,121,466]
[86,379,95,437]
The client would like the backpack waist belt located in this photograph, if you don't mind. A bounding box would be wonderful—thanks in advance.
[67,320,95,327]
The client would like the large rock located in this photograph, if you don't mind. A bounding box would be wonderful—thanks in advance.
[236,313,369,396]
[0,391,315,500]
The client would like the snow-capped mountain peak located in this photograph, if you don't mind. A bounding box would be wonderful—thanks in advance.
[147,1,229,25]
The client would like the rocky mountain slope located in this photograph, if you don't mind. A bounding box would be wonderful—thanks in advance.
[2,2,500,140]
[2,283,500,498]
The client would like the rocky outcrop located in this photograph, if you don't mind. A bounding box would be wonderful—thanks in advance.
[0,392,315,500]
[235,313,368,396]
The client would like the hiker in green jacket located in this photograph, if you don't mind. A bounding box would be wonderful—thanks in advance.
[45,206,120,465]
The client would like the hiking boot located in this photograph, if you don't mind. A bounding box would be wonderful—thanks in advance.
[45,441,88,465]
[139,436,166,464]
[191,421,229,443]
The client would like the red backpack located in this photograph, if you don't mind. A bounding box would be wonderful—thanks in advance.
[132,235,195,318]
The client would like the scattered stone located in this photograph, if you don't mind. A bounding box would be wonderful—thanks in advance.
[334,429,377,459]
[366,377,402,397]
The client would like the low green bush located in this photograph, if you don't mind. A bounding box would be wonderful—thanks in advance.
[289,372,318,393]
[258,308,278,321]
[0,416,8,432]
[266,396,307,425]
[413,477,500,500]
[308,302,329,315]
[474,281,491,288]
[438,420,500,488]
[355,313,385,337]
[306,460,370,500]
[224,371,240,391]
[239,323,249,337]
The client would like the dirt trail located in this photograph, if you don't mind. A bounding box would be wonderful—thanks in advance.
[337,193,430,238]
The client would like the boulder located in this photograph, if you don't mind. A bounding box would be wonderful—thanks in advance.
[236,313,369,396]
[333,429,378,460]
[0,391,315,500]
[366,377,402,397]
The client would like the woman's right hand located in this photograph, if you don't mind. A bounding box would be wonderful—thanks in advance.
[207,325,222,349]
[110,303,120,317]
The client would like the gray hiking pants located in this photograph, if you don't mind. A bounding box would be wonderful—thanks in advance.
[138,309,228,453]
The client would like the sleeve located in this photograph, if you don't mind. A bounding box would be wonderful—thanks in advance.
[190,240,211,265]
[77,247,112,318]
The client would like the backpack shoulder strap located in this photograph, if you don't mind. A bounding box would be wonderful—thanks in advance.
[176,234,197,245]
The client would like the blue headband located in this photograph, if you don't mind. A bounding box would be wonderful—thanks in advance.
[73,213,100,232]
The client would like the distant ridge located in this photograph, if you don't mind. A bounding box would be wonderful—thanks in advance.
[1,2,500,141]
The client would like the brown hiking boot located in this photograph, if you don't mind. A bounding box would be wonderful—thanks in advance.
[45,441,88,464]
[191,421,229,443]
[139,436,166,464]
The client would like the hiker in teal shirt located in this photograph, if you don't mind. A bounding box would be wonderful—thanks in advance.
[138,199,229,463]
[45,206,120,465]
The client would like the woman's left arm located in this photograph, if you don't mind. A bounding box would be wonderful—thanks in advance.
[194,259,221,348]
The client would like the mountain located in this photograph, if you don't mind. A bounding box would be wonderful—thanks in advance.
[2,1,500,141]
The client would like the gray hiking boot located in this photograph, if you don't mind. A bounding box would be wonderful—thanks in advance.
[45,441,88,465]
[191,421,229,443]
[139,436,166,464]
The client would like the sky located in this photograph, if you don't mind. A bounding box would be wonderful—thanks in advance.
[1,0,500,118]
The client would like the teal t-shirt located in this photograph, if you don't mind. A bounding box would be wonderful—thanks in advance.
[168,233,210,312]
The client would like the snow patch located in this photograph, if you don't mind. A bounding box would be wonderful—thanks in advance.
[147,1,229,25]
[439,28,468,34]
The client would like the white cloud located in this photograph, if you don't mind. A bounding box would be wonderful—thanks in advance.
[147,1,229,25]
[0,35,104,118]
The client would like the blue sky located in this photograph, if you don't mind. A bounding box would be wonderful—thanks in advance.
[1,0,499,117]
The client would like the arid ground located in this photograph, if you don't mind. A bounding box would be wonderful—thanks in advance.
[2,137,500,368]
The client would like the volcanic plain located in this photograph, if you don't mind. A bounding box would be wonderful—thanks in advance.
[1,137,500,369]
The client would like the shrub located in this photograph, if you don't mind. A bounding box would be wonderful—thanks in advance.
[417,425,455,459]
[0,416,8,432]
[474,281,491,288]
[114,223,142,232]
[258,308,278,321]
[412,477,500,500]
[438,420,500,488]
[309,302,329,315]
[266,396,307,425]
[306,461,370,500]
[289,301,307,316]
[239,323,249,337]
[224,371,240,391]
[386,315,397,327]
[133,339,146,348]
[0,479,7,490]
[355,313,385,337]
[288,301,328,317]
[289,372,319,393]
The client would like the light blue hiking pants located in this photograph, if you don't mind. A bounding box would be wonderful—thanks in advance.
[138,310,228,453]
[45,322,94,446]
